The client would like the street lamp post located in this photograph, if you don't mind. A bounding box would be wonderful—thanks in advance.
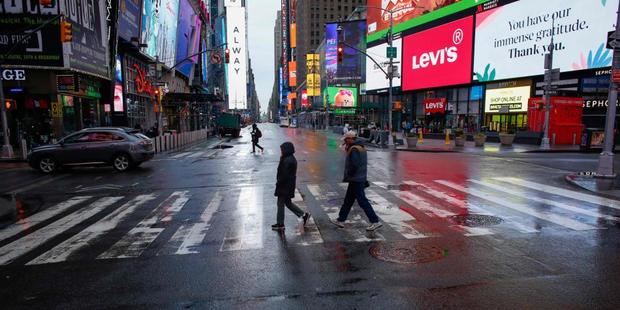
[597,1,620,177]
[540,18,557,150]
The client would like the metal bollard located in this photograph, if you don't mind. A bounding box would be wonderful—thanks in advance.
[572,133,576,145]
[552,133,556,145]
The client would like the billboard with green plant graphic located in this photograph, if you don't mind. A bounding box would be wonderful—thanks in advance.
[473,0,617,82]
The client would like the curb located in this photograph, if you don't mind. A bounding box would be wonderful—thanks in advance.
[524,149,583,154]
[395,148,459,153]
[564,173,620,200]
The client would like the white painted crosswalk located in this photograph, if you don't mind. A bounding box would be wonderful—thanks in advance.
[1,177,620,266]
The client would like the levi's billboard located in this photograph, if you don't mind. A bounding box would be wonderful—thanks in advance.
[402,16,474,91]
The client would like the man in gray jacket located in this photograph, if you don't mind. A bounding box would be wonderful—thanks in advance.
[330,131,382,231]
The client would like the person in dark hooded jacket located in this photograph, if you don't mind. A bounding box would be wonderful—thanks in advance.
[272,142,311,231]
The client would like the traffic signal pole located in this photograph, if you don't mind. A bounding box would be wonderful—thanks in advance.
[596,1,620,177]
[387,12,394,146]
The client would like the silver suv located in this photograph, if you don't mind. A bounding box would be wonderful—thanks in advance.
[27,127,155,173]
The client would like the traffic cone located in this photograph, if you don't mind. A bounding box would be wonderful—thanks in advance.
[418,130,424,144]
[445,131,451,145]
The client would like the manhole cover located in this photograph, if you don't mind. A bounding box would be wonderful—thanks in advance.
[369,241,446,264]
[211,144,234,149]
[449,214,503,227]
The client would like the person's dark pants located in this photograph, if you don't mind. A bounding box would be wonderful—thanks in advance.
[252,139,264,152]
[338,182,379,223]
[277,196,305,225]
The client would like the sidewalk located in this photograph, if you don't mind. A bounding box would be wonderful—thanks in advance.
[565,173,620,200]
[393,138,582,154]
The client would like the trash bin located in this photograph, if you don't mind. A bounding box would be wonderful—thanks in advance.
[580,128,608,152]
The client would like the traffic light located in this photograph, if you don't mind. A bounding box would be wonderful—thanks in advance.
[60,19,72,43]
[225,48,230,63]
[337,44,344,63]
[4,99,16,111]
[39,0,54,7]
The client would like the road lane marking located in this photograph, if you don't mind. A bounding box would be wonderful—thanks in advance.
[436,180,600,231]
[186,152,205,159]
[172,152,191,159]
[469,179,620,223]
[98,191,190,259]
[365,189,425,239]
[164,191,223,255]
[404,181,539,234]
[27,195,157,265]
[221,187,264,251]
[0,196,92,244]
[495,177,620,211]
[8,175,69,195]
[0,197,122,265]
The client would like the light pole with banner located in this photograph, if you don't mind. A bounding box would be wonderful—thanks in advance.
[358,2,421,146]
[597,1,620,177]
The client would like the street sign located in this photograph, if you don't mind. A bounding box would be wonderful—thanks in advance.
[51,102,62,118]
[386,46,397,58]
[544,68,560,82]
[607,31,619,49]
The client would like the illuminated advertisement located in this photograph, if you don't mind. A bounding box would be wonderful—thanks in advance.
[289,61,297,87]
[366,0,491,43]
[119,0,143,41]
[366,38,402,92]
[474,0,618,82]
[485,83,532,114]
[114,56,124,112]
[325,21,367,83]
[402,16,474,91]
[201,39,209,87]
[301,90,309,108]
[140,0,179,67]
[324,87,358,108]
[227,6,248,110]
[176,0,197,77]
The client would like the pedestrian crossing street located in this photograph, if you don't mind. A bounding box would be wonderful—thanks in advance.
[1,177,619,266]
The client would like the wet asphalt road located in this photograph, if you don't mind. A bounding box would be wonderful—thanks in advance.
[1,123,620,309]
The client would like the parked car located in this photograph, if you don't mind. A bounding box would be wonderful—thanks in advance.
[27,127,155,174]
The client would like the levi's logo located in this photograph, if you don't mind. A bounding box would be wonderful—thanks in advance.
[412,47,458,69]
[425,102,444,109]
[412,27,464,70]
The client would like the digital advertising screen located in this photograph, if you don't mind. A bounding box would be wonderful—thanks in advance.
[474,0,618,82]
[324,87,358,108]
[325,21,367,84]
[365,38,402,92]
[402,16,474,91]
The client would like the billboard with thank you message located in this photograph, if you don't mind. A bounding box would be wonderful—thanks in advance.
[402,16,474,91]
[474,0,618,82]
[324,87,358,108]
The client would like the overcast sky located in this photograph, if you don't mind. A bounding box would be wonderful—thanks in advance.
[247,1,280,115]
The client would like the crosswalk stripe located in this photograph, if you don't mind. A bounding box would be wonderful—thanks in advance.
[0,196,92,244]
[171,152,191,159]
[436,180,600,231]
[27,195,157,265]
[170,191,223,255]
[307,184,322,197]
[293,189,303,203]
[221,187,264,251]
[365,189,425,239]
[187,151,204,159]
[469,179,620,222]
[495,177,620,211]
[294,217,324,246]
[0,197,123,265]
[98,191,190,259]
[404,181,538,234]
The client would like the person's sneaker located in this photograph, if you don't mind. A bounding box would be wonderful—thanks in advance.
[271,224,285,231]
[302,213,311,226]
[366,222,383,231]
[329,218,345,228]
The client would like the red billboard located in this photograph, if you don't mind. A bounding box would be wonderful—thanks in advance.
[366,0,462,35]
[402,16,474,91]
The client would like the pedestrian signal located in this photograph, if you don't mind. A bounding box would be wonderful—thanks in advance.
[60,20,72,43]
[337,44,344,63]
[39,0,54,7]
[4,99,16,111]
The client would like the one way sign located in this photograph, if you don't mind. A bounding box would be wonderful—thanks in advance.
[608,31,619,49]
